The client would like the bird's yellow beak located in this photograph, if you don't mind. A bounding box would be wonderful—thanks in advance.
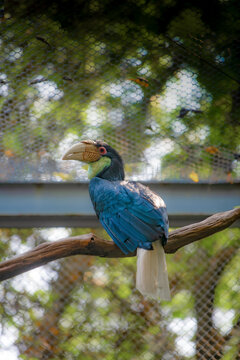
[62,140,101,162]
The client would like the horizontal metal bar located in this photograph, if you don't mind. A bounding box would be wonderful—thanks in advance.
[1,214,238,228]
[0,182,239,228]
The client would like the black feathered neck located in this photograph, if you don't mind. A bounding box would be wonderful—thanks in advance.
[95,140,125,181]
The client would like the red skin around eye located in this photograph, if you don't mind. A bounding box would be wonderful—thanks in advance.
[99,147,107,155]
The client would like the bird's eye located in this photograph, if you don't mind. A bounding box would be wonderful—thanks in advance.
[99,146,107,155]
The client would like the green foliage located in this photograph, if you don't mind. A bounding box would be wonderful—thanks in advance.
[0,0,240,181]
[0,227,239,359]
[0,1,240,358]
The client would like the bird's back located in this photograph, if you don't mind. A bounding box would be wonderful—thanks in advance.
[89,177,168,254]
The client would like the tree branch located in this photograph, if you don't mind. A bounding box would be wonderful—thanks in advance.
[0,208,239,282]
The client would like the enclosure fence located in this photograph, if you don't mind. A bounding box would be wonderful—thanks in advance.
[0,2,240,359]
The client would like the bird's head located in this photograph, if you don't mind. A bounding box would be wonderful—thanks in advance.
[62,139,125,181]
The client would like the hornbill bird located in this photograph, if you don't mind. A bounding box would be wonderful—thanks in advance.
[62,140,170,300]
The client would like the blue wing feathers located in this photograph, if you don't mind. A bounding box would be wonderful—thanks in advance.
[99,216,130,254]
[119,210,160,241]
[89,178,168,254]
[100,214,138,253]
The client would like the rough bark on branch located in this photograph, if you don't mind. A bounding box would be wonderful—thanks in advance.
[0,208,239,282]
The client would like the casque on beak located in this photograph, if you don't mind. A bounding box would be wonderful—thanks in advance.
[62,140,101,162]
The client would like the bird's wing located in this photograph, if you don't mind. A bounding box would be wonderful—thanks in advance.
[89,178,168,255]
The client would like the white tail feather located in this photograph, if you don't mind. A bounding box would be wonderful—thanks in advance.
[136,240,171,300]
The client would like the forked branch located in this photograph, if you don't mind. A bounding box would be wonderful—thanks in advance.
[0,208,239,281]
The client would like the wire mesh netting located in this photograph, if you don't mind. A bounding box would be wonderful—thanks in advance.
[0,228,240,360]
[0,2,240,360]
[0,2,240,183]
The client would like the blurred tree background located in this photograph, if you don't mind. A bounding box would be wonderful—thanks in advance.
[1,0,240,181]
[0,0,239,359]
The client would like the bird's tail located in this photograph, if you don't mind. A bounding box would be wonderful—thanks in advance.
[136,240,171,300]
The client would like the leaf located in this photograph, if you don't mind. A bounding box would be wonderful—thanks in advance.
[226,172,234,184]
[49,326,60,336]
[82,164,88,171]
[4,149,14,157]
[128,77,149,87]
[53,172,72,180]
[36,35,51,47]
[205,146,220,155]
[189,171,199,182]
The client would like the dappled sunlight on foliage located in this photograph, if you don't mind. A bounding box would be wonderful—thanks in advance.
[0,1,239,182]
[0,227,239,359]
[0,0,240,359]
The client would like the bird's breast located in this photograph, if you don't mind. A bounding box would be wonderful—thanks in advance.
[89,178,130,214]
